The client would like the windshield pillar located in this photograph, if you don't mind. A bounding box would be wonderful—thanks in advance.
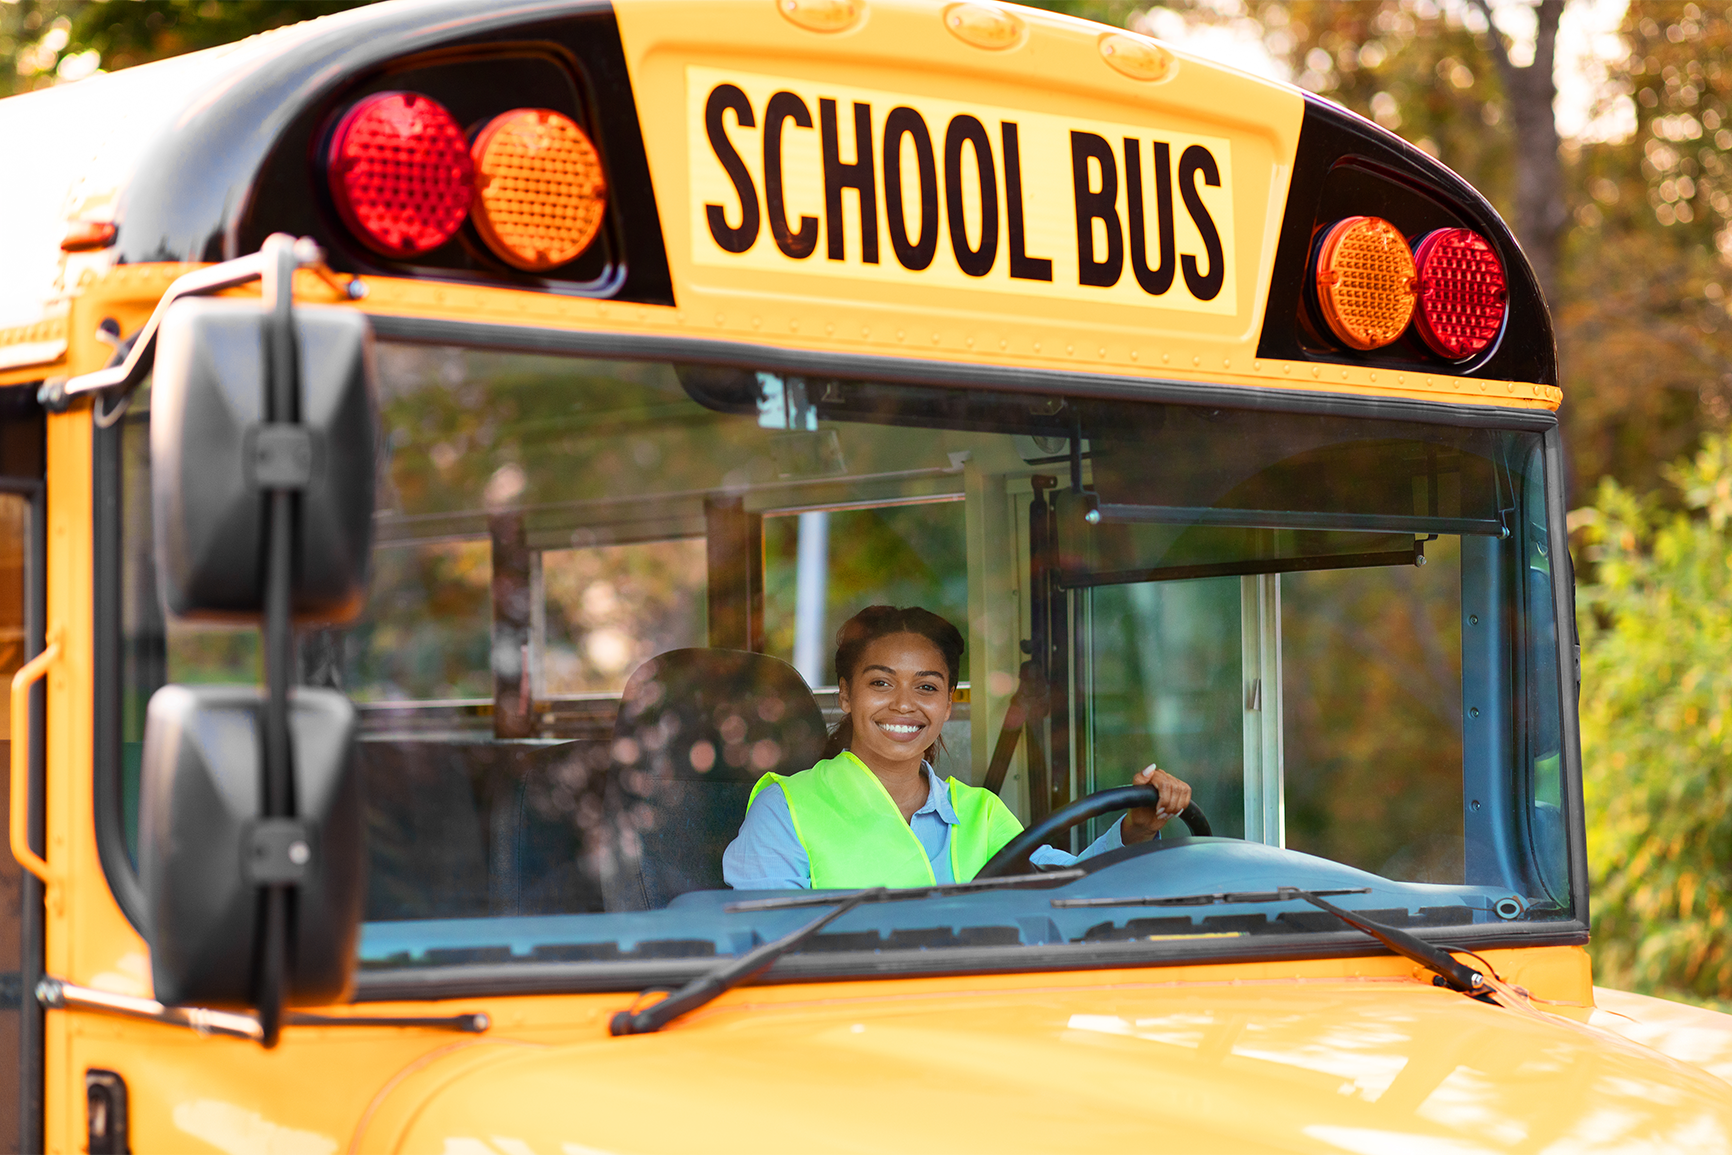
[1461,533,1518,890]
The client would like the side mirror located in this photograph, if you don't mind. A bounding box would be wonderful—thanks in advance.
[139,236,377,1045]
[138,686,364,1008]
[151,295,377,621]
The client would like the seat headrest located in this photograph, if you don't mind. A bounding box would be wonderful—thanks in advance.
[612,648,826,783]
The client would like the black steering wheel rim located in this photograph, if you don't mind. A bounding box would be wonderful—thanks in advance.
[975,785,1212,879]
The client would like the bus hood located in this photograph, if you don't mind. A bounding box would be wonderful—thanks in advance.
[353,976,1732,1153]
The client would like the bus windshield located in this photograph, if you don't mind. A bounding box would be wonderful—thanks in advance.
[117,344,1571,985]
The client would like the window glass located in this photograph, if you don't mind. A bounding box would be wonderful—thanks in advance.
[116,348,1576,979]
[1281,536,1465,882]
[762,500,968,689]
[0,495,25,715]
[0,491,28,1149]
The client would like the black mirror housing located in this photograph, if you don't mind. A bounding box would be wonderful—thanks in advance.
[138,685,365,1009]
[151,297,377,623]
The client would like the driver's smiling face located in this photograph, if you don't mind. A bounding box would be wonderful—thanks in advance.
[838,632,954,776]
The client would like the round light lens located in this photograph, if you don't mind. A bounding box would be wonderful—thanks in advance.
[1313,216,1417,351]
[1412,227,1508,360]
[470,108,608,272]
[326,91,474,257]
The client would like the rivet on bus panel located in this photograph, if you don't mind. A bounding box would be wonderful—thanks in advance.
[778,0,865,33]
[1098,33,1176,82]
[943,2,1024,50]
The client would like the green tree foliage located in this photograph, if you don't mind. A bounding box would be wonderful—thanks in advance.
[1578,426,1732,1000]
[1,0,375,98]
[1562,2,1732,504]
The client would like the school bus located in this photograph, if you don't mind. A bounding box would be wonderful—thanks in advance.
[1,0,1730,1150]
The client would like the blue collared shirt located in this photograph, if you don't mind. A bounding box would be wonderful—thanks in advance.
[723,765,1129,889]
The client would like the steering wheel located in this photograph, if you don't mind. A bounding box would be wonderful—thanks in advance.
[974,785,1212,879]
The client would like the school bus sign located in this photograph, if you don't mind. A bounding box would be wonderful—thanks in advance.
[688,67,1237,314]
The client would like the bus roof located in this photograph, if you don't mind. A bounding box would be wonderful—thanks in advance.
[0,0,1557,412]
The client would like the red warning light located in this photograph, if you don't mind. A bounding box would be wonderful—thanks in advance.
[1412,228,1508,360]
[326,91,474,258]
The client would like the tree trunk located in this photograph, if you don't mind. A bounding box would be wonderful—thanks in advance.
[1473,0,1567,306]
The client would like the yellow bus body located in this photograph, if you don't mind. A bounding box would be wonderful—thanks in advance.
[0,1,1724,1151]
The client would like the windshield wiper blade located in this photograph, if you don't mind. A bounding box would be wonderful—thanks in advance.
[1052,886,1372,909]
[609,869,1083,1036]
[725,867,1084,913]
[1053,885,1491,999]
[1297,890,1492,1000]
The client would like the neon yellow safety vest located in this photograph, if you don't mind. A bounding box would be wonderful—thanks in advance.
[747,750,1027,888]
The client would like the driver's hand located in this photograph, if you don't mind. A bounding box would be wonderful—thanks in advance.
[1120,764,1191,845]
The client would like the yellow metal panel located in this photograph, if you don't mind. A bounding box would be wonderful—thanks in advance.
[43,946,1600,1152]
[58,262,1561,413]
[608,0,1559,411]
[301,946,1732,1155]
[43,403,93,1155]
[344,269,1558,408]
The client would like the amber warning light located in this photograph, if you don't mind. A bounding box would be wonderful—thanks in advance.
[471,109,608,272]
[325,91,609,273]
[1313,216,1416,352]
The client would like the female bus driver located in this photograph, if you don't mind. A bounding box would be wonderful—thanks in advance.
[723,605,1192,889]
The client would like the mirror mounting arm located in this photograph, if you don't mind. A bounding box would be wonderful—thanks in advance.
[38,236,362,416]
[254,234,303,1050]
[36,978,490,1040]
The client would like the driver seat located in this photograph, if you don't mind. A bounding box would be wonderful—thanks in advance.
[600,648,826,910]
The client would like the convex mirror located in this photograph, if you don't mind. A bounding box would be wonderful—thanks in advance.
[151,296,377,622]
[139,686,364,1008]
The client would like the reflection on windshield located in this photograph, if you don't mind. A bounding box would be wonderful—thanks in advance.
[115,349,1572,977]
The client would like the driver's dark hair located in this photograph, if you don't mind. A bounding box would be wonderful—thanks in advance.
[820,605,964,768]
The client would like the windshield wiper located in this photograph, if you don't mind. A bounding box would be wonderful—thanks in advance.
[609,869,1084,1036]
[1053,886,1373,909]
[1053,886,1493,1000]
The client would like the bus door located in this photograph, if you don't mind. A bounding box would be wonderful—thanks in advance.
[0,399,43,1155]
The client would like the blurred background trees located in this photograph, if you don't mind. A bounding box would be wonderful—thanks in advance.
[1576,431,1732,1002]
[7,0,1732,1003]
